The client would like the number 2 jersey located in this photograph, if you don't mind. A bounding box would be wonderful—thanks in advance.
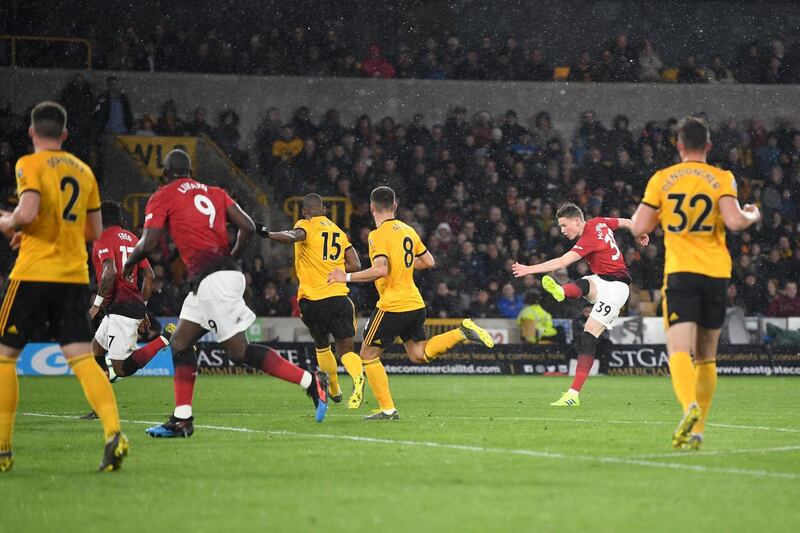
[294,215,352,301]
[12,150,101,283]
[144,177,236,280]
[368,218,427,312]
[92,226,150,318]
[642,161,737,279]
[570,217,631,282]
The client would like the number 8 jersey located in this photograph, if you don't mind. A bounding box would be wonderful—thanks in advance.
[144,177,235,279]
[642,161,738,279]
[12,150,101,283]
[368,218,427,312]
[293,215,353,301]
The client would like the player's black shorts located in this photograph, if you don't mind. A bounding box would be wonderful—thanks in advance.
[299,296,356,346]
[663,273,728,330]
[363,307,427,348]
[0,280,93,349]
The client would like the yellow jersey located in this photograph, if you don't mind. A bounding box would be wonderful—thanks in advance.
[642,161,738,279]
[11,150,100,284]
[368,218,427,312]
[294,215,351,301]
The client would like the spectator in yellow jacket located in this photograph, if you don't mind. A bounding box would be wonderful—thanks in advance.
[517,291,558,343]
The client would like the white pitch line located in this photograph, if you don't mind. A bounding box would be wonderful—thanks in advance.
[628,445,800,459]
[19,412,800,481]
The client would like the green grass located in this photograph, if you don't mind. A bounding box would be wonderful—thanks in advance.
[2,375,799,533]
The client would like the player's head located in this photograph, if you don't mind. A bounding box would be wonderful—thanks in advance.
[100,201,123,229]
[370,186,397,216]
[677,116,712,157]
[29,101,68,144]
[556,202,585,240]
[302,193,324,218]
[162,149,193,181]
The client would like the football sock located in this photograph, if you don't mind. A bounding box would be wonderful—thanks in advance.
[694,361,717,434]
[315,346,340,395]
[341,351,363,379]
[668,351,697,411]
[173,347,198,419]
[121,335,169,376]
[0,355,18,453]
[245,344,306,387]
[69,354,120,440]
[423,328,465,362]
[363,358,395,412]
[563,279,590,299]
[94,355,110,379]
[570,355,595,393]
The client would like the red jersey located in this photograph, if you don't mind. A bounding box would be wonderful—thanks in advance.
[143,178,236,279]
[570,217,630,281]
[92,226,150,318]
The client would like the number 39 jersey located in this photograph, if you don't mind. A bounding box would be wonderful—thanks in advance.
[642,161,738,279]
[368,218,427,312]
[92,226,150,317]
[570,217,630,281]
[144,178,235,279]
[294,215,352,301]
[12,150,101,283]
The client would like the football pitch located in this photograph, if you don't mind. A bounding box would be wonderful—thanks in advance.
[2,375,799,532]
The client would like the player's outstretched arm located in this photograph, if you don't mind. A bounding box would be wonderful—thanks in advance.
[414,251,435,270]
[615,218,650,246]
[123,227,161,279]
[328,255,388,284]
[719,197,761,231]
[512,251,581,277]
[0,190,40,234]
[344,246,361,272]
[255,223,307,245]
[90,258,116,319]
[227,203,255,259]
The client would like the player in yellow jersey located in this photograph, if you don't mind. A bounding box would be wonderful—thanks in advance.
[256,194,366,408]
[0,102,127,472]
[328,186,495,420]
[632,117,760,450]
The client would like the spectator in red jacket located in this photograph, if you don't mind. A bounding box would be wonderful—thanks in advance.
[361,45,396,79]
[766,281,800,317]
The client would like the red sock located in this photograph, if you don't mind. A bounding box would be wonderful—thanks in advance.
[570,354,594,392]
[563,283,584,299]
[122,336,168,375]
[173,361,197,408]
[246,345,305,385]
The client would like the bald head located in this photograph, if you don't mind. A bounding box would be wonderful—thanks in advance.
[163,149,193,180]
[302,193,324,217]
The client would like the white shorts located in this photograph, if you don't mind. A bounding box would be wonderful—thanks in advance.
[94,314,142,360]
[583,274,630,330]
[179,270,256,342]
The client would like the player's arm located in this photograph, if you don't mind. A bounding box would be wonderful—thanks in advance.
[90,258,116,319]
[511,251,582,277]
[85,209,103,242]
[255,223,307,244]
[630,204,660,237]
[344,246,361,272]
[227,203,256,259]
[123,227,161,279]
[140,264,155,303]
[328,255,388,284]
[0,191,40,233]
[719,197,761,231]
[414,250,435,270]
[614,218,649,246]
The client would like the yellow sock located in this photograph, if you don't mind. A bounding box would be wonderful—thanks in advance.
[341,351,363,379]
[423,328,466,363]
[315,346,340,396]
[363,358,394,411]
[668,351,697,411]
[69,354,121,440]
[0,355,18,453]
[694,361,717,434]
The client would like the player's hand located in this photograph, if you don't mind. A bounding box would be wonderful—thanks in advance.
[0,212,14,235]
[121,263,134,281]
[89,305,101,319]
[138,315,151,335]
[255,223,269,238]
[328,268,346,284]
[511,262,533,278]
[637,234,650,247]
[9,231,21,250]
[743,204,761,222]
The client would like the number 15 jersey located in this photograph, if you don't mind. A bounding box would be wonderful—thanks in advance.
[144,177,235,279]
[642,161,738,279]
[294,215,352,301]
[368,219,427,312]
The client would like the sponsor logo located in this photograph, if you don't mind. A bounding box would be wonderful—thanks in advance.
[609,348,670,368]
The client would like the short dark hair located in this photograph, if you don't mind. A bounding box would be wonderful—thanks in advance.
[678,116,710,151]
[556,202,584,220]
[101,201,123,228]
[31,101,67,140]
[302,193,323,213]
[163,149,193,178]
[370,186,396,212]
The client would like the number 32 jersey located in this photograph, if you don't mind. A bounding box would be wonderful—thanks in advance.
[144,178,235,279]
[571,217,630,281]
[642,161,737,279]
[294,215,352,301]
[368,218,427,312]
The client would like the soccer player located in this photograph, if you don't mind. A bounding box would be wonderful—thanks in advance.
[327,186,495,420]
[255,193,366,408]
[511,203,649,406]
[80,201,177,420]
[123,149,328,438]
[0,102,127,472]
[631,116,760,449]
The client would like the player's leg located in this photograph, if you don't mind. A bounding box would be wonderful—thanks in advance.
[115,320,173,377]
[551,318,606,407]
[0,345,20,472]
[422,318,494,363]
[361,344,397,419]
[542,275,593,303]
[335,335,365,409]
[79,338,109,420]
[687,327,721,449]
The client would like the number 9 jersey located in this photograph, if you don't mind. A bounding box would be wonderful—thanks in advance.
[12,150,100,283]
[368,218,427,312]
[144,177,235,279]
[642,161,738,279]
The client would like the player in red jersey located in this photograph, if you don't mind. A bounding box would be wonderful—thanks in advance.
[122,149,328,438]
[512,203,649,406]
